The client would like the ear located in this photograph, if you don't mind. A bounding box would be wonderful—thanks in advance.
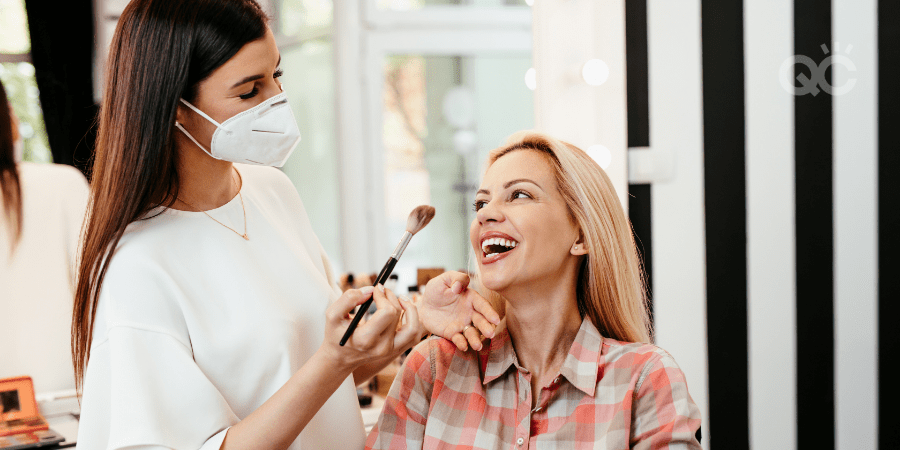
[175,102,189,127]
[570,234,588,256]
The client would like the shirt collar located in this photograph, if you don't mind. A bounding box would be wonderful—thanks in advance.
[481,316,604,396]
[481,320,516,384]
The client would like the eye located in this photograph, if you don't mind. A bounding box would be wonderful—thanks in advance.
[472,200,487,212]
[510,189,532,201]
[239,86,259,100]
[274,68,284,79]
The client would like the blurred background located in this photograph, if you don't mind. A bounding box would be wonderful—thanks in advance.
[1,0,895,448]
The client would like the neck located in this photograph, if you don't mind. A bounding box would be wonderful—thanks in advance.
[171,134,240,211]
[502,270,583,379]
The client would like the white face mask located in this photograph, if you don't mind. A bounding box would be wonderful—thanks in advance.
[13,136,24,162]
[175,92,302,167]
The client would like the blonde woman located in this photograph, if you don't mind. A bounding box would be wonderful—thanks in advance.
[366,132,701,449]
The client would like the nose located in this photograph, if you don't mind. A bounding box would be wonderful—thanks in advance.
[476,199,504,224]
[260,78,283,102]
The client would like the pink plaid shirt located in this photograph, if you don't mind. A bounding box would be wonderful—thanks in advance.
[366,317,701,449]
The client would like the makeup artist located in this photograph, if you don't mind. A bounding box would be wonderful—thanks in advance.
[71,1,497,449]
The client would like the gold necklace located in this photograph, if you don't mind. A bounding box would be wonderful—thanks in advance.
[178,169,249,241]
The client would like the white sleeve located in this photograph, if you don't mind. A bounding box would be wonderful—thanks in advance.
[320,248,342,300]
[103,325,239,449]
[96,431,229,450]
[78,249,240,450]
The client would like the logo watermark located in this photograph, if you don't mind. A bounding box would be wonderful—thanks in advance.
[780,43,857,96]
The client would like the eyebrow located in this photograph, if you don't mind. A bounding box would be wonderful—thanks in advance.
[230,55,282,89]
[476,178,542,196]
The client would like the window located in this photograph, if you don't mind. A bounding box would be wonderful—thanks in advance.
[335,0,533,285]
[0,0,52,163]
[270,0,344,271]
[380,54,533,284]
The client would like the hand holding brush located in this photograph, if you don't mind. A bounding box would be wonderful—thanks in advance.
[340,205,436,346]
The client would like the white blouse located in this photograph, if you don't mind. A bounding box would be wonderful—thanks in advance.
[76,164,365,449]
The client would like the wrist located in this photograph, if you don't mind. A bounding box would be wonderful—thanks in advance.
[413,297,438,336]
[413,312,429,340]
[313,343,357,379]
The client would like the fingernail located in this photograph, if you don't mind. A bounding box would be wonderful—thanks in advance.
[400,296,411,302]
[360,286,374,294]
[376,283,385,293]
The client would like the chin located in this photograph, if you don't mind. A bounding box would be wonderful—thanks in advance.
[478,271,510,294]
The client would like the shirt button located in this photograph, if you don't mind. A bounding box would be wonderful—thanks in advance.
[517,437,525,446]
[553,376,561,384]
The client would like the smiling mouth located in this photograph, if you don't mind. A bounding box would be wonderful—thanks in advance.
[481,237,518,258]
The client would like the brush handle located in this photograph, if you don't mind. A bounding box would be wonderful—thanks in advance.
[339,256,398,346]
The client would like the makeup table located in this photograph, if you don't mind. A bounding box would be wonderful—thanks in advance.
[35,390,79,448]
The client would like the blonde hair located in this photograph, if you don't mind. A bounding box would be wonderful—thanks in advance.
[481,131,652,343]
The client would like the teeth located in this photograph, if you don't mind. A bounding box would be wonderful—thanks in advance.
[481,237,519,254]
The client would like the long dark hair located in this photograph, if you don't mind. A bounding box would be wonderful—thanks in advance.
[0,82,22,253]
[73,0,268,390]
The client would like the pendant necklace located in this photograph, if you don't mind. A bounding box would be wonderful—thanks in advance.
[178,168,249,241]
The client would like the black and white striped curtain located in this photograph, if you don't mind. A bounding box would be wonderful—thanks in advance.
[624,0,896,448]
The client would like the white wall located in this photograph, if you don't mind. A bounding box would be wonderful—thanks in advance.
[645,0,710,447]
[833,0,878,448]
[531,0,628,208]
[744,1,797,448]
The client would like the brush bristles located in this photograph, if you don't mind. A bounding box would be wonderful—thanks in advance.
[406,205,436,235]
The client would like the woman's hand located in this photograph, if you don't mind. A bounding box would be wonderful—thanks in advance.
[419,271,501,351]
[321,285,421,374]
[224,285,420,450]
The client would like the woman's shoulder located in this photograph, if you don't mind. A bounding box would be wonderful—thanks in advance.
[104,222,182,293]
[599,338,683,375]
[18,162,89,195]
[235,164,297,197]
[19,161,86,184]
[98,222,192,340]
[18,161,84,177]
[118,208,190,250]
[109,209,206,288]
[597,338,696,397]
[409,336,464,362]
[234,164,309,218]
[406,336,478,378]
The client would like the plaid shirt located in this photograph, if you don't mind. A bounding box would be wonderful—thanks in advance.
[366,317,701,449]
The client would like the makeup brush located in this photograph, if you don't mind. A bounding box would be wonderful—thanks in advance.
[340,205,436,346]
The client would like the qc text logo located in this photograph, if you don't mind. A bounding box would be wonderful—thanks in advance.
[780,43,856,96]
